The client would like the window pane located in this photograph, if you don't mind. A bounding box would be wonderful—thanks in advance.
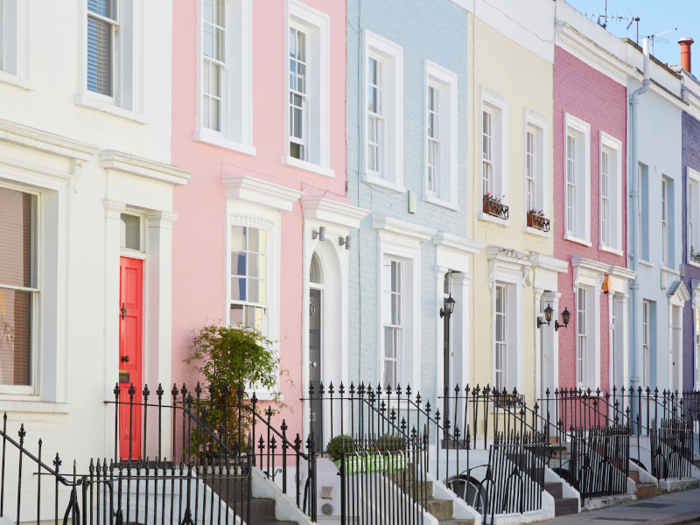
[391,293,400,325]
[384,328,395,358]
[120,214,140,250]
[391,261,400,292]
[248,253,259,277]
[0,188,35,288]
[0,288,31,386]
[296,30,306,62]
[248,278,259,304]
[231,226,246,251]
[382,290,392,324]
[230,304,244,325]
[87,17,112,95]
[258,229,266,255]
[248,227,259,252]
[231,277,246,301]
[231,252,246,276]
[88,0,114,19]
[204,21,213,57]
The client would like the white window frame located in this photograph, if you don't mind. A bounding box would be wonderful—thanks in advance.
[493,282,509,391]
[564,114,591,246]
[424,61,458,210]
[523,109,549,236]
[599,132,622,254]
[194,0,255,156]
[571,257,603,390]
[576,286,587,388]
[643,299,650,388]
[662,177,669,267]
[693,283,700,390]
[688,168,700,268]
[363,30,404,193]
[366,55,384,178]
[0,0,31,88]
[382,257,402,387]
[479,88,508,224]
[281,0,333,178]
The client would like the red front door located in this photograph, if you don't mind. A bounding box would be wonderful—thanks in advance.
[119,257,143,460]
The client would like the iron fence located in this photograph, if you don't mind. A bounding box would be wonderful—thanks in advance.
[651,419,694,480]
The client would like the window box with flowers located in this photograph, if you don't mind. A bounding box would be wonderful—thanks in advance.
[527,209,550,232]
[483,193,509,220]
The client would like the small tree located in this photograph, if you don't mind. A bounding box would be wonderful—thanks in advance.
[186,324,286,457]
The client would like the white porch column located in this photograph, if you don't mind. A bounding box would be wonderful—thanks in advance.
[534,287,544,403]
[541,291,561,400]
[451,271,472,391]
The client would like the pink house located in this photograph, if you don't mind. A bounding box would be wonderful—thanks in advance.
[170,0,365,443]
[553,28,634,394]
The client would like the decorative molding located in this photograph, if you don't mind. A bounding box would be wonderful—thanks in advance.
[432,232,483,255]
[146,211,178,229]
[668,280,691,305]
[229,215,274,231]
[222,175,302,212]
[607,265,636,281]
[572,256,609,292]
[103,199,126,220]
[373,215,437,243]
[100,150,191,186]
[0,118,98,161]
[486,246,532,267]
[529,252,569,274]
[300,197,369,229]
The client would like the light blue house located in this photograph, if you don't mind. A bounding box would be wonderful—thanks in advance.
[345,0,481,402]
[627,39,688,395]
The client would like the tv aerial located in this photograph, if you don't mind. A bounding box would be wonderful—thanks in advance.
[583,3,641,43]
[647,28,678,56]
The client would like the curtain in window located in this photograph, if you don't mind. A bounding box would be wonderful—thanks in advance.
[0,187,34,386]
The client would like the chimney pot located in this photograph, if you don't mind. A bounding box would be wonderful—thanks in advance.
[679,37,694,73]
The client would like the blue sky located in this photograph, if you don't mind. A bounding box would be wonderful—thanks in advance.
[565,0,700,65]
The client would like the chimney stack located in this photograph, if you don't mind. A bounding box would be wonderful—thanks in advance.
[679,37,694,73]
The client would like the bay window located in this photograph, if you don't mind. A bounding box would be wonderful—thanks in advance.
[0,186,36,388]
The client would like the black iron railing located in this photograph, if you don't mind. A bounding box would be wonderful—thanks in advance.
[651,419,694,480]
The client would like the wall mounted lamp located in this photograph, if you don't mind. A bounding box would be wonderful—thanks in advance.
[440,294,456,318]
[555,307,571,331]
[338,235,351,250]
[537,304,571,331]
[312,226,326,241]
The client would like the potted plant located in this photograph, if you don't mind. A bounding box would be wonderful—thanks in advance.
[483,193,507,218]
[185,324,287,459]
[527,209,549,231]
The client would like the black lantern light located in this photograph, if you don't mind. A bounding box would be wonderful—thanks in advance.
[555,306,571,331]
[537,304,554,329]
[440,294,456,318]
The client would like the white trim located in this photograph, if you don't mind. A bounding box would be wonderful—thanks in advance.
[480,87,508,204]
[571,257,605,389]
[74,94,149,125]
[364,30,403,187]
[478,212,510,227]
[193,129,256,156]
[281,154,335,178]
[0,69,33,91]
[424,60,458,207]
[285,0,332,173]
[432,232,483,257]
[564,234,592,247]
[687,167,700,257]
[524,226,551,238]
[373,215,437,243]
[300,197,369,229]
[100,150,191,186]
[0,118,98,161]
[599,131,623,252]
[425,195,459,211]
[362,173,406,194]
[639,259,654,268]
[221,175,302,212]
[564,113,591,242]
[600,245,623,256]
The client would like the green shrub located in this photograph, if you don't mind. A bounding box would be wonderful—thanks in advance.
[374,433,407,453]
[326,434,354,462]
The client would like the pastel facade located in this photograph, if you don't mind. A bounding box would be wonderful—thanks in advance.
[553,6,633,393]
[0,0,186,463]
[466,1,563,405]
[346,0,480,402]
[170,0,362,444]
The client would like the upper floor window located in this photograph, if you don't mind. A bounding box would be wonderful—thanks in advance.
[599,133,622,253]
[480,88,507,216]
[564,114,591,244]
[526,130,535,210]
[689,168,700,263]
[382,258,401,386]
[0,0,20,76]
[523,110,549,228]
[662,177,669,266]
[0,186,36,388]
[195,0,254,153]
[425,61,458,208]
[230,225,267,332]
[282,1,333,177]
[87,0,117,96]
[363,30,403,191]
[639,164,649,261]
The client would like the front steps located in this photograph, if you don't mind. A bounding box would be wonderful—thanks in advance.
[398,474,473,525]
[629,470,659,500]
[544,481,579,517]
[245,498,297,525]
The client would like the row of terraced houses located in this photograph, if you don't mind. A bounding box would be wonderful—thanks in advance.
[3,1,700,524]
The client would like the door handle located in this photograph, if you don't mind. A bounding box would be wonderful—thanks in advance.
[121,303,127,319]
[121,355,130,363]
[310,361,317,368]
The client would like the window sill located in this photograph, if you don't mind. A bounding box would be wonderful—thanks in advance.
[564,234,592,247]
[0,70,34,91]
[362,173,406,194]
[600,245,624,256]
[424,195,459,211]
[639,259,654,268]
[0,398,71,414]
[281,155,335,178]
[661,265,680,276]
[523,226,551,238]
[194,130,256,156]
[74,94,149,125]
[478,212,509,227]
[688,260,700,270]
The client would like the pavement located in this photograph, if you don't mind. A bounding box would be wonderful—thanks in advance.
[542,488,700,524]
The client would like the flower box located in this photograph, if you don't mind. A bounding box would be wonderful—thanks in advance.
[333,453,406,475]
[483,197,509,220]
[527,212,550,232]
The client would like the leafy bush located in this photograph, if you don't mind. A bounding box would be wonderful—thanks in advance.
[326,434,354,462]
[185,324,287,457]
[374,433,407,453]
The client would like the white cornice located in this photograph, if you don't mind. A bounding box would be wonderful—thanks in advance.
[222,175,302,212]
[100,150,191,186]
[607,265,636,281]
[668,280,691,303]
[0,119,99,161]
[486,246,532,267]
[432,232,483,255]
[571,256,610,275]
[530,252,569,274]
[300,197,369,229]
[373,215,437,243]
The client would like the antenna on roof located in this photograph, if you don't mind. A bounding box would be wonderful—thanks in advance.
[582,4,640,43]
[647,28,678,56]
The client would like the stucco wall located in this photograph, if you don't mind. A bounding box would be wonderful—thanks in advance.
[170,0,348,441]
[682,111,700,390]
[553,46,628,391]
[467,14,554,404]
[346,0,469,400]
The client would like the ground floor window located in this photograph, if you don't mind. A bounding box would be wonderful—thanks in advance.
[576,287,587,387]
[230,224,267,332]
[494,283,507,391]
[382,258,402,386]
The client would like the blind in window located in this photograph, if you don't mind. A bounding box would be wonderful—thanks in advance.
[87,0,115,95]
[0,187,35,386]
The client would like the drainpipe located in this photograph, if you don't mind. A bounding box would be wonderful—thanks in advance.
[630,39,650,394]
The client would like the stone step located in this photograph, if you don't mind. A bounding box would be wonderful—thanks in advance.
[438,518,475,525]
[629,471,640,483]
[636,483,659,500]
[425,499,455,521]
[554,498,579,517]
[544,482,563,499]
[404,481,434,499]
